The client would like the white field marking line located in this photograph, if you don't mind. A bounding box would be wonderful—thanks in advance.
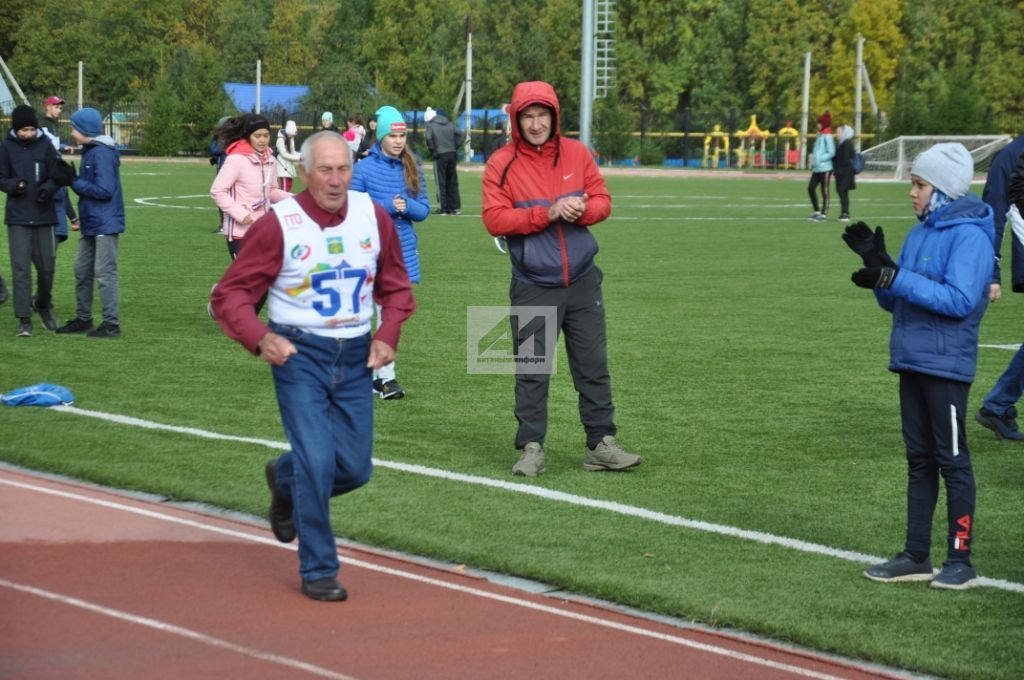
[980,343,1022,351]
[0,577,357,680]
[42,405,1024,595]
[0,479,849,680]
[603,215,916,222]
[134,194,211,209]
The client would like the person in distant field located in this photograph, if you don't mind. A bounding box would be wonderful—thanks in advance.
[845,143,993,591]
[425,106,465,215]
[832,124,857,222]
[482,80,641,478]
[320,111,339,133]
[210,114,291,260]
[56,107,125,339]
[0,105,65,336]
[351,106,430,400]
[355,115,377,162]
[342,114,365,157]
[275,120,301,191]
[39,95,79,241]
[974,134,1024,440]
[210,132,415,602]
[208,114,292,318]
[807,111,835,222]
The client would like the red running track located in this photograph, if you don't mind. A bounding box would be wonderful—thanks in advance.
[0,467,907,679]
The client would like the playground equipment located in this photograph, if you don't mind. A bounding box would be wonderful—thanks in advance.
[777,121,800,169]
[702,124,730,169]
[734,115,770,168]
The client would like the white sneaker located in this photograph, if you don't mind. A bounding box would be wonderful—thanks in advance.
[512,442,545,477]
[584,436,642,471]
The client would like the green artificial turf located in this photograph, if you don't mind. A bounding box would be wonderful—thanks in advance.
[2,162,1022,679]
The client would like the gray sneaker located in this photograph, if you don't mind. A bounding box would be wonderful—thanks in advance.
[930,562,977,591]
[584,436,642,471]
[863,552,933,583]
[512,442,545,477]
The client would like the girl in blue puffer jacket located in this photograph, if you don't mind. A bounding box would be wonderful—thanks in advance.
[351,106,430,399]
[846,143,994,591]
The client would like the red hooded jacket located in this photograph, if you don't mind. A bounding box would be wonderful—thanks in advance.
[482,81,611,287]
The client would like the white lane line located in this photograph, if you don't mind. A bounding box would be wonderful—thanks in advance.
[43,405,1024,595]
[134,194,211,209]
[0,577,357,680]
[0,477,852,680]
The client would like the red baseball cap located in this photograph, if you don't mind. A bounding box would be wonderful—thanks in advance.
[44,96,65,106]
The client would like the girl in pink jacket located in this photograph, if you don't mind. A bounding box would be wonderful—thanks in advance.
[210,114,291,259]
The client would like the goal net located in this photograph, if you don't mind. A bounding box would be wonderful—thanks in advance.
[861,135,1011,180]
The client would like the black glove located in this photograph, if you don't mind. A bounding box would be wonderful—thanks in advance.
[852,264,898,289]
[53,159,77,187]
[842,222,889,268]
[37,187,52,203]
[12,179,27,196]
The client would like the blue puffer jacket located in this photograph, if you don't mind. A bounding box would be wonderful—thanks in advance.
[351,144,429,283]
[875,194,995,383]
[71,136,124,236]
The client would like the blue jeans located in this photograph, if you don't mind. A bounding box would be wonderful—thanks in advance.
[268,323,374,581]
[981,345,1024,416]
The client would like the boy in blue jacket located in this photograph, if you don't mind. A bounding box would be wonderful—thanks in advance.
[56,108,125,338]
[843,143,994,590]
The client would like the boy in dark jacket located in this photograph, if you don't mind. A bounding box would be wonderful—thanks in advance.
[0,105,64,336]
[844,143,994,590]
[56,108,125,338]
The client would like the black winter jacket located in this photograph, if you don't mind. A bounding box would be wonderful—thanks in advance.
[0,130,59,226]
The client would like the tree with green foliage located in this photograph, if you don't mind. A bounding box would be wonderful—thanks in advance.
[140,71,184,156]
[593,94,634,164]
[171,45,231,154]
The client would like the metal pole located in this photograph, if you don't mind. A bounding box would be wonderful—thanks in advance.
[463,17,473,163]
[0,55,29,105]
[855,35,863,151]
[799,52,810,170]
[78,61,83,109]
[580,0,595,149]
[255,59,262,114]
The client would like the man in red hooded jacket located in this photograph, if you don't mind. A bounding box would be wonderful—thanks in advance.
[482,80,641,477]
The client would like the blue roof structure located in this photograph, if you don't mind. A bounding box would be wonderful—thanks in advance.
[223,82,309,113]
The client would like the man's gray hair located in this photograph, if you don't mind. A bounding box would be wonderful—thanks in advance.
[299,130,349,172]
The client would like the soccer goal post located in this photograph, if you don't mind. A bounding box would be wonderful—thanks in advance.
[862,135,1011,180]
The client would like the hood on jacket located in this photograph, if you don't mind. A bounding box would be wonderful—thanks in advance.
[225,138,271,162]
[89,135,117,149]
[837,125,854,143]
[509,81,560,148]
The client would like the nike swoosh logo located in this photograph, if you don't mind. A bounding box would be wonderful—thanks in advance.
[563,173,574,180]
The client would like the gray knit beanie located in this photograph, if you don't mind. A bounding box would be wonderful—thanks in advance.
[910,143,973,199]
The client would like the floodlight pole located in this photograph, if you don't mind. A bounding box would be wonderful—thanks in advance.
[255,60,262,114]
[799,52,810,170]
[855,35,864,151]
[463,16,474,163]
[580,0,596,149]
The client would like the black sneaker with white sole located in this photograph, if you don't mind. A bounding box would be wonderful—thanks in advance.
[863,552,933,583]
[373,378,405,400]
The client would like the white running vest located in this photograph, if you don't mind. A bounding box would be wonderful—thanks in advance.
[267,193,380,338]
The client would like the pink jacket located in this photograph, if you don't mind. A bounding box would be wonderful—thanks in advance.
[210,139,291,240]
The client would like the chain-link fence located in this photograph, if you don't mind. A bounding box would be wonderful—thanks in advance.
[1,94,886,168]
